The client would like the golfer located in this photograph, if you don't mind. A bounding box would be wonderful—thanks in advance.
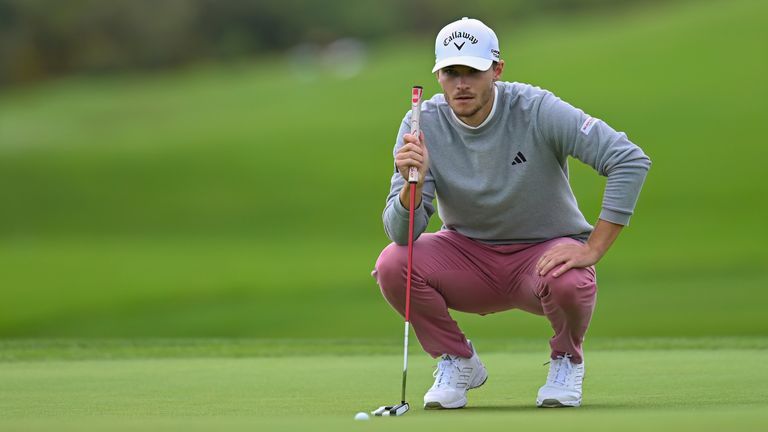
[373,17,651,409]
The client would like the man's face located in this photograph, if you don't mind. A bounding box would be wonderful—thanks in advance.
[437,62,503,122]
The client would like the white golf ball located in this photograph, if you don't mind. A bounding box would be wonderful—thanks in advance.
[354,412,370,421]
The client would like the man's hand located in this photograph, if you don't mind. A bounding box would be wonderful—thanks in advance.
[536,219,624,277]
[536,242,601,278]
[395,131,429,185]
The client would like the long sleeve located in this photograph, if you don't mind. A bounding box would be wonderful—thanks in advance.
[382,115,436,245]
[535,92,651,225]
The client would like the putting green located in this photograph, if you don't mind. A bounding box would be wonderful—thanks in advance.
[0,339,765,431]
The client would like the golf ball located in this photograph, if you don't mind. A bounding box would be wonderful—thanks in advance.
[354,412,370,421]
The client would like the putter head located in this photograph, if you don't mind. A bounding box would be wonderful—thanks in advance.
[372,402,410,416]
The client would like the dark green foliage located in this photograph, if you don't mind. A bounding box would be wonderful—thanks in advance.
[0,0,664,85]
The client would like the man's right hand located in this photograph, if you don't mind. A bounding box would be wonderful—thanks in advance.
[395,131,429,185]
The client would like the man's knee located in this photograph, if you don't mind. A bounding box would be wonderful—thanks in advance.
[540,267,597,306]
[372,243,408,298]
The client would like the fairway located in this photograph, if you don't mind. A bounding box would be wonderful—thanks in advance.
[1,0,766,340]
[0,339,766,431]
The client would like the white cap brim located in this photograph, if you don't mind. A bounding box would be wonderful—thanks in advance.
[432,56,493,73]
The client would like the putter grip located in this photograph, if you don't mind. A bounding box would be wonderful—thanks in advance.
[409,86,423,184]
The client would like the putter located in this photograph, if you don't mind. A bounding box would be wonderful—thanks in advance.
[373,85,423,417]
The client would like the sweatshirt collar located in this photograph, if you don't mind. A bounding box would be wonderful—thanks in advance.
[450,85,498,130]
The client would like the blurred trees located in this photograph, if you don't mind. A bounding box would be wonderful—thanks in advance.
[0,0,659,86]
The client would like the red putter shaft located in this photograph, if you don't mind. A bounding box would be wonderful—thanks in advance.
[405,85,422,322]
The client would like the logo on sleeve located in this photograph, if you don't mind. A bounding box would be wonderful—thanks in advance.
[580,116,598,135]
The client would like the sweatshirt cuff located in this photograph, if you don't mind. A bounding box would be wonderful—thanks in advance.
[393,195,422,219]
[599,208,632,226]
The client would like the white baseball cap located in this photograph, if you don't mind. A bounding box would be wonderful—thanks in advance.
[432,17,500,73]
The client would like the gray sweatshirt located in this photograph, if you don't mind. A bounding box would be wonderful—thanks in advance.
[383,81,651,245]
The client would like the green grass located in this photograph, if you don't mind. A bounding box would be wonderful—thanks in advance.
[3,336,768,361]
[0,339,766,431]
[1,2,766,430]
[0,0,767,339]
[1,237,766,339]
[1,3,766,431]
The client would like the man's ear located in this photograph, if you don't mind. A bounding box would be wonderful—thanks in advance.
[493,60,505,81]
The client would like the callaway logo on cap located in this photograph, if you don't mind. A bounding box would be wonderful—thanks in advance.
[433,17,500,73]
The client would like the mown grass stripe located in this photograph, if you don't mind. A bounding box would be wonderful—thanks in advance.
[1,337,766,362]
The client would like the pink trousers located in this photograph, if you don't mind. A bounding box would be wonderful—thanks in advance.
[373,230,597,363]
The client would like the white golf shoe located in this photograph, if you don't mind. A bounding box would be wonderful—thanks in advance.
[423,341,488,409]
[536,353,585,407]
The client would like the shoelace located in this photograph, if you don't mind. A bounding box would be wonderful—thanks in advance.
[544,353,573,387]
[432,355,463,389]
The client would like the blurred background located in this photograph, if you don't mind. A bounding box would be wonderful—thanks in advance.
[0,0,765,342]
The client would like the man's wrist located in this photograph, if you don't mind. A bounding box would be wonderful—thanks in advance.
[586,219,624,261]
[584,242,605,263]
[399,182,423,209]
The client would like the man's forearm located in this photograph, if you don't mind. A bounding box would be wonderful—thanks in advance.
[586,218,624,260]
[399,183,423,209]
